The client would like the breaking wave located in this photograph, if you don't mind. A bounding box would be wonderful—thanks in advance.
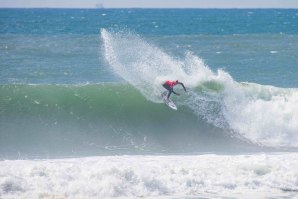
[101,28,298,148]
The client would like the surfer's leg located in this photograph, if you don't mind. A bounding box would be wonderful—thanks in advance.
[163,84,171,99]
[167,89,173,99]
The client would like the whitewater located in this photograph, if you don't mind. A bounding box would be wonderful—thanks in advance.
[1,154,298,198]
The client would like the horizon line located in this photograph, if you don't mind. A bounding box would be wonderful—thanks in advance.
[1,7,298,9]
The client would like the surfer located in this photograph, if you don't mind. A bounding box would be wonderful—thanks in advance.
[162,80,186,100]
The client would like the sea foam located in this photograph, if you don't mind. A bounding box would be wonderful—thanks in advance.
[0,154,297,198]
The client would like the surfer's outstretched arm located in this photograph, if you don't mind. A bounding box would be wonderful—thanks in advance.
[178,82,187,92]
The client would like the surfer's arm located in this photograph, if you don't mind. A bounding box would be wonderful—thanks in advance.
[178,82,187,92]
[172,90,180,96]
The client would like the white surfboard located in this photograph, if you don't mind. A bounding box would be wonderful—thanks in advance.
[161,91,177,110]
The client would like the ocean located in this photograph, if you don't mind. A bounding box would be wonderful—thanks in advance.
[0,8,298,198]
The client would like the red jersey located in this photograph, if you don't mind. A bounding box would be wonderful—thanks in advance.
[165,80,178,88]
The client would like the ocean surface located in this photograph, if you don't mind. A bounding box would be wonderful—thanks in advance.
[0,8,298,198]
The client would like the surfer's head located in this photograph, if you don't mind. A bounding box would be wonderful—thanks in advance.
[175,80,179,83]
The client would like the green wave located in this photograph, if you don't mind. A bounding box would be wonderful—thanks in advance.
[0,83,186,122]
[1,83,244,158]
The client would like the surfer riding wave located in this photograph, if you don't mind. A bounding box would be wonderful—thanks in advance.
[162,80,187,100]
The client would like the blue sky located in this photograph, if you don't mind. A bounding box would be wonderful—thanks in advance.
[0,0,298,8]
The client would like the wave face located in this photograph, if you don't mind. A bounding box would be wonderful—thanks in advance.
[101,29,298,148]
[1,84,250,158]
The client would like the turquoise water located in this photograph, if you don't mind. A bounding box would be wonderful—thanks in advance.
[1,9,298,86]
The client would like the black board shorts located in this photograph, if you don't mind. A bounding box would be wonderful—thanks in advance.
[163,83,173,92]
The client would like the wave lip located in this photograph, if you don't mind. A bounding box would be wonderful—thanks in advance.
[0,153,297,198]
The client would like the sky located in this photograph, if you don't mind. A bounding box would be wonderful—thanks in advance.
[0,0,298,8]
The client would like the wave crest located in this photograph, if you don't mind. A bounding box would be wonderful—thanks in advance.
[101,29,298,148]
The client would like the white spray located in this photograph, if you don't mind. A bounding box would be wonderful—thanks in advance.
[101,29,298,148]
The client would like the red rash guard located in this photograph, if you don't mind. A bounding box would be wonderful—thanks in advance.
[165,80,177,88]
